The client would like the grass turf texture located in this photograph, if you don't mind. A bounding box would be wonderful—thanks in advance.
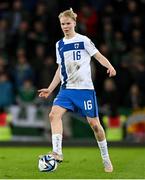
[0,147,144,179]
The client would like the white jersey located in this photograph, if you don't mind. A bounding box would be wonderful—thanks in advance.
[56,33,98,89]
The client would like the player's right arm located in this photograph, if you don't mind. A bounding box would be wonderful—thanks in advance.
[38,66,61,98]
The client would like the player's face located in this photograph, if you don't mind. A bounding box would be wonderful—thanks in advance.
[60,16,76,36]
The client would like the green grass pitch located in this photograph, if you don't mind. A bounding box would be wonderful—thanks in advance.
[0,146,145,179]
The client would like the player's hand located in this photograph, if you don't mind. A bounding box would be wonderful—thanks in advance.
[38,88,51,98]
[107,66,116,77]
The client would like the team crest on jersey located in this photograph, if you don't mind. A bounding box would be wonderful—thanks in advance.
[74,43,79,49]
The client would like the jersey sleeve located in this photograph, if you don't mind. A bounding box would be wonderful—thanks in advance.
[84,37,98,57]
[56,42,61,64]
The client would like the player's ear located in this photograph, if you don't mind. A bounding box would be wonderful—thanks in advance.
[74,21,76,27]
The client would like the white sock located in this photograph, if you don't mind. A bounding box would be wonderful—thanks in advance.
[97,139,109,160]
[52,134,62,155]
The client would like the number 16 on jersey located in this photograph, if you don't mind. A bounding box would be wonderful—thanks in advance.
[73,51,81,60]
[84,100,92,110]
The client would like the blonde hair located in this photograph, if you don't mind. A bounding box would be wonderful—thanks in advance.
[58,8,77,21]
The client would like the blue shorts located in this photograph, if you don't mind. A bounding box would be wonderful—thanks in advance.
[53,89,99,118]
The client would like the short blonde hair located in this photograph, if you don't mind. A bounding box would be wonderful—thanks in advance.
[58,8,77,21]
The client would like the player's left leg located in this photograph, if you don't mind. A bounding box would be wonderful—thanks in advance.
[68,89,113,172]
[87,117,113,172]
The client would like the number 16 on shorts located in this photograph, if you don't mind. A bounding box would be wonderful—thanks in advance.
[84,100,92,110]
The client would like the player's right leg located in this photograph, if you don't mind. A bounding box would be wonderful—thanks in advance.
[49,105,67,135]
[48,105,67,162]
[48,89,75,162]
[39,105,67,162]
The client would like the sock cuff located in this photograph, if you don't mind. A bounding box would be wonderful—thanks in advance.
[52,134,62,138]
[97,139,107,147]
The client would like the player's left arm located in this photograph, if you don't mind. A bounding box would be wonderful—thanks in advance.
[93,51,116,77]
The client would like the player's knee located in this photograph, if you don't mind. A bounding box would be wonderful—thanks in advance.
[49,111,56,121]
[88,119,101,132]
[92,124,100,133]
[49,111,61,122]
[88,119,98,127]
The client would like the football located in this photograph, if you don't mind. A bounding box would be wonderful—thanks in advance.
[38,154,58,172]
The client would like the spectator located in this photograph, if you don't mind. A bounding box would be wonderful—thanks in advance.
[115,60,133,106]
[7,0,29,34]
[129,29,144,48]
[30,43,46,70]
[100,78,119,116]
[37,55,56,88]
[122,0,139,35]
[28,20,48,47]
[0,73,14,107]
[130,15,144,34]
[124,84,145,109]
[16,79,37,105]
[0,56,13,83]
[13,48,34,88]
[12,20,30,50]
[101,21,114,53]
[121,46,145,78]
[77,4,98,39]
[133,61,145,93]
[0,18,9,52]
[32,1,49,24]
[112,31,127,67]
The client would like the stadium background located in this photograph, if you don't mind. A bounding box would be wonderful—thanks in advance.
[0,0,145,144]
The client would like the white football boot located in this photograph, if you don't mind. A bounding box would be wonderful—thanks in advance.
[103,158,113,172]
[39,152,63,163]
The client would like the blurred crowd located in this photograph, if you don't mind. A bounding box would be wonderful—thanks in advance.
[0,0,145,116]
